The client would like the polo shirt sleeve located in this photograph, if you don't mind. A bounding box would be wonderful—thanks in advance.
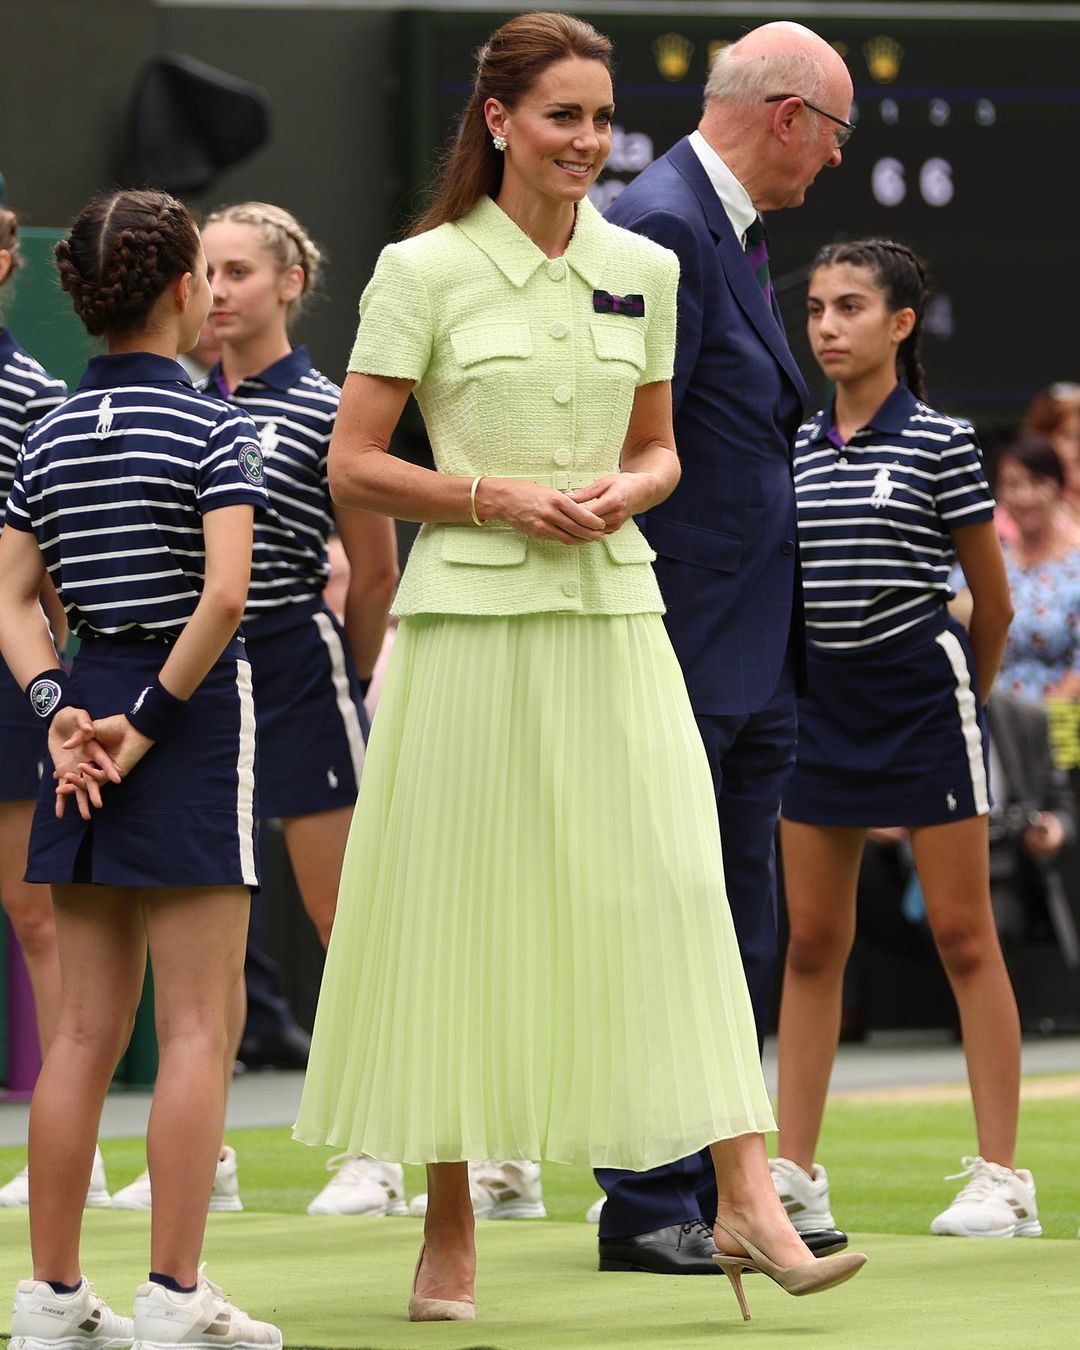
[936,422,996,529]
[3,443,34,532]
[348,244,434,383]
[197,409,270,514]
[639,250,679,387]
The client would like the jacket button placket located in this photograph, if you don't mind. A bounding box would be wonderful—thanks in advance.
[546,257,579,607]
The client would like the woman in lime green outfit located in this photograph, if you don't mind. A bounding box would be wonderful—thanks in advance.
[293,11,865,1325]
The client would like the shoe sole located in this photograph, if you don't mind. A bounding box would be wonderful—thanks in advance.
[84,1193,113,1208]
[208,1197,244,1212]
[133,1339,281,1350]
[597,1259,719,1275]
[476,1203,547,1220]
[11,1338,132,1350]
[930,1222,1043,1237]
[110,1199,152,1211]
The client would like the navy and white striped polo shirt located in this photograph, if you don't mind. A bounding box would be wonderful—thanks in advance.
[201,346,339,619]
[1,325,67,512]
[793,383,995,650]
[5,352,268,641]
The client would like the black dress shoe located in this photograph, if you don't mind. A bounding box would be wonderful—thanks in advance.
[237,1024,311,1070]
[598,1220,721,1275]
[801,1228,849,1257]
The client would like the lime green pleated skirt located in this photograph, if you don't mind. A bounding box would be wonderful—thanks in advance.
[292,612,775,1170]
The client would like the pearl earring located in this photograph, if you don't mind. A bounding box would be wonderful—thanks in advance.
[492,134,508,152]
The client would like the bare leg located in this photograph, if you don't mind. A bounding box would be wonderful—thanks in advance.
[417,1162,475,1302]
[28,885,146,1282]
[0,802,61,1053]
[776,821,865,1172]
[710,1134,810,1265]
[144,885,249,1285]
[281,807,353,947]
[225,975,246,1100]
[912,817,1020,1167]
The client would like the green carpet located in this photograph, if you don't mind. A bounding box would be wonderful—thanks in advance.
[0,1211,1077,1349]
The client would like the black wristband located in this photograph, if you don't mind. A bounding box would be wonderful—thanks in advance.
[27,668,70,725]
[127,677,187,743]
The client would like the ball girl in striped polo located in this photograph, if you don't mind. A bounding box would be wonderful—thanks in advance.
[0,188,280,1350]
[199,203,397,949]
[773,239,1035,1241]
[0,207,116,1209]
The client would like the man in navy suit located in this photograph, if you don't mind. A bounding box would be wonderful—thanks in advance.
[596,22,854,1274]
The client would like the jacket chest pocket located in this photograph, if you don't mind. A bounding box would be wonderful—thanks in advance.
[450,322,533,373]
[590,321,647,449]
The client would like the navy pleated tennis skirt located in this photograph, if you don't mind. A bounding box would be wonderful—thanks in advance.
[782,611,991,828]
[245,597,368,819]
[26,635,259,889]
[0,653,46,802]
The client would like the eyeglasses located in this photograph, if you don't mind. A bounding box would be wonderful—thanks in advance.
[764,94,855,148]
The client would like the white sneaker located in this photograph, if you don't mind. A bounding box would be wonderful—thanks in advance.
[132,1269,280,1350]
[10,1276,133,1350]
[585,1196,605,1223]
[1,1149,110,1211]
[769,1157,838,1231]
[930,1156,1042,1237]
[110,1150,242,1213]
[306,1155,408,1216]
[408,1161,547,1219]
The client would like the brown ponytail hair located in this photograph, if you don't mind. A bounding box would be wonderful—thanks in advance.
[0,207,22,282]
[55,189,201,337]
[810,238,930,400]
[409,11,613,237]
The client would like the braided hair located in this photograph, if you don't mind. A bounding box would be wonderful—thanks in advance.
[55,189,200,337]
[204,201,322,324]
[810,238,930,400]
[0,206,22,280]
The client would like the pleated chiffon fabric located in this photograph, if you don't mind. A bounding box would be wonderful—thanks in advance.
[293,612,775,1170]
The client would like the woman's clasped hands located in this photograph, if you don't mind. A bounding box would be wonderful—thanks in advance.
[481,472,655,544]
[51,708,153,820]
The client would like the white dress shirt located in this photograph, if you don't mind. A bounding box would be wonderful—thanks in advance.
[688,129,758,246]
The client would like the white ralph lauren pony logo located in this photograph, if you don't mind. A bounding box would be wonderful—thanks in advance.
[94,394,114,439]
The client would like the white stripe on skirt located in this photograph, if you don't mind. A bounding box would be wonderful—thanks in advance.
[234,658,259,885]
[934,629,990,815]
[312,610,366,785]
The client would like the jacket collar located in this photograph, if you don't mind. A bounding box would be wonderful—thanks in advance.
[207,344,312,395]
[666,137,808,406]
[77,352,194,391]
[455,194,607,290]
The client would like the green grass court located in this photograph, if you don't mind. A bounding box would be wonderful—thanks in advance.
[2,1086,1078,1348]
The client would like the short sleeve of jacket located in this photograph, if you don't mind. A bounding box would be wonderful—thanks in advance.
[347,244,434,383]
[198,408,270,514]
[639,250,679,387]
[936,421,996,529]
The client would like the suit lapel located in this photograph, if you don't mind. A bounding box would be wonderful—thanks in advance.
[667,138,808,405]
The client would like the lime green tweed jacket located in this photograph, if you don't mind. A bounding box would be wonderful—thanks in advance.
[348,194,679,618]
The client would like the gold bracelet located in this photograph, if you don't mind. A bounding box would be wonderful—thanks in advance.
[470,475,486,527]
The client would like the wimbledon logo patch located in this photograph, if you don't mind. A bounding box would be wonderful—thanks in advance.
[29,678,62,719]
[238,442,265,486]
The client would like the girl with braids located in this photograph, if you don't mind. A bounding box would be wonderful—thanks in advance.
[0,208,114,1210]
[0,188,280,1350]
[294,10,864,1325]
[772,238,1031,1239]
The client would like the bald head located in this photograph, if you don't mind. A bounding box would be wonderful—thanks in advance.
[700,21,853,212]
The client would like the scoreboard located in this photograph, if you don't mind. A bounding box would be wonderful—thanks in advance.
[403,6,1080,432]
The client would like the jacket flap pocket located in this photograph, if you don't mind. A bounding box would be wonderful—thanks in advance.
[439,526,528,566]
[642,516,742,573]
[590,322,647,369]
[450,322,533,368]
[602,525,657,565]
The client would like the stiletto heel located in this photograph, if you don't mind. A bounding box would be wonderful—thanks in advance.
[712,1220,866,1317]
[713,1257,752,1321]
[407,1244,477,1322]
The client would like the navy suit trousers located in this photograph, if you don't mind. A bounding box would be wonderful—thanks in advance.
[595,661,797,1238]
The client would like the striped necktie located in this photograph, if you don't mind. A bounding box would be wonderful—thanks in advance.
[744,216,773,304]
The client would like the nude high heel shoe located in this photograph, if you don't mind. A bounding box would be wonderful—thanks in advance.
[407,1244,477,1322]
[712,1220,866,1322]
